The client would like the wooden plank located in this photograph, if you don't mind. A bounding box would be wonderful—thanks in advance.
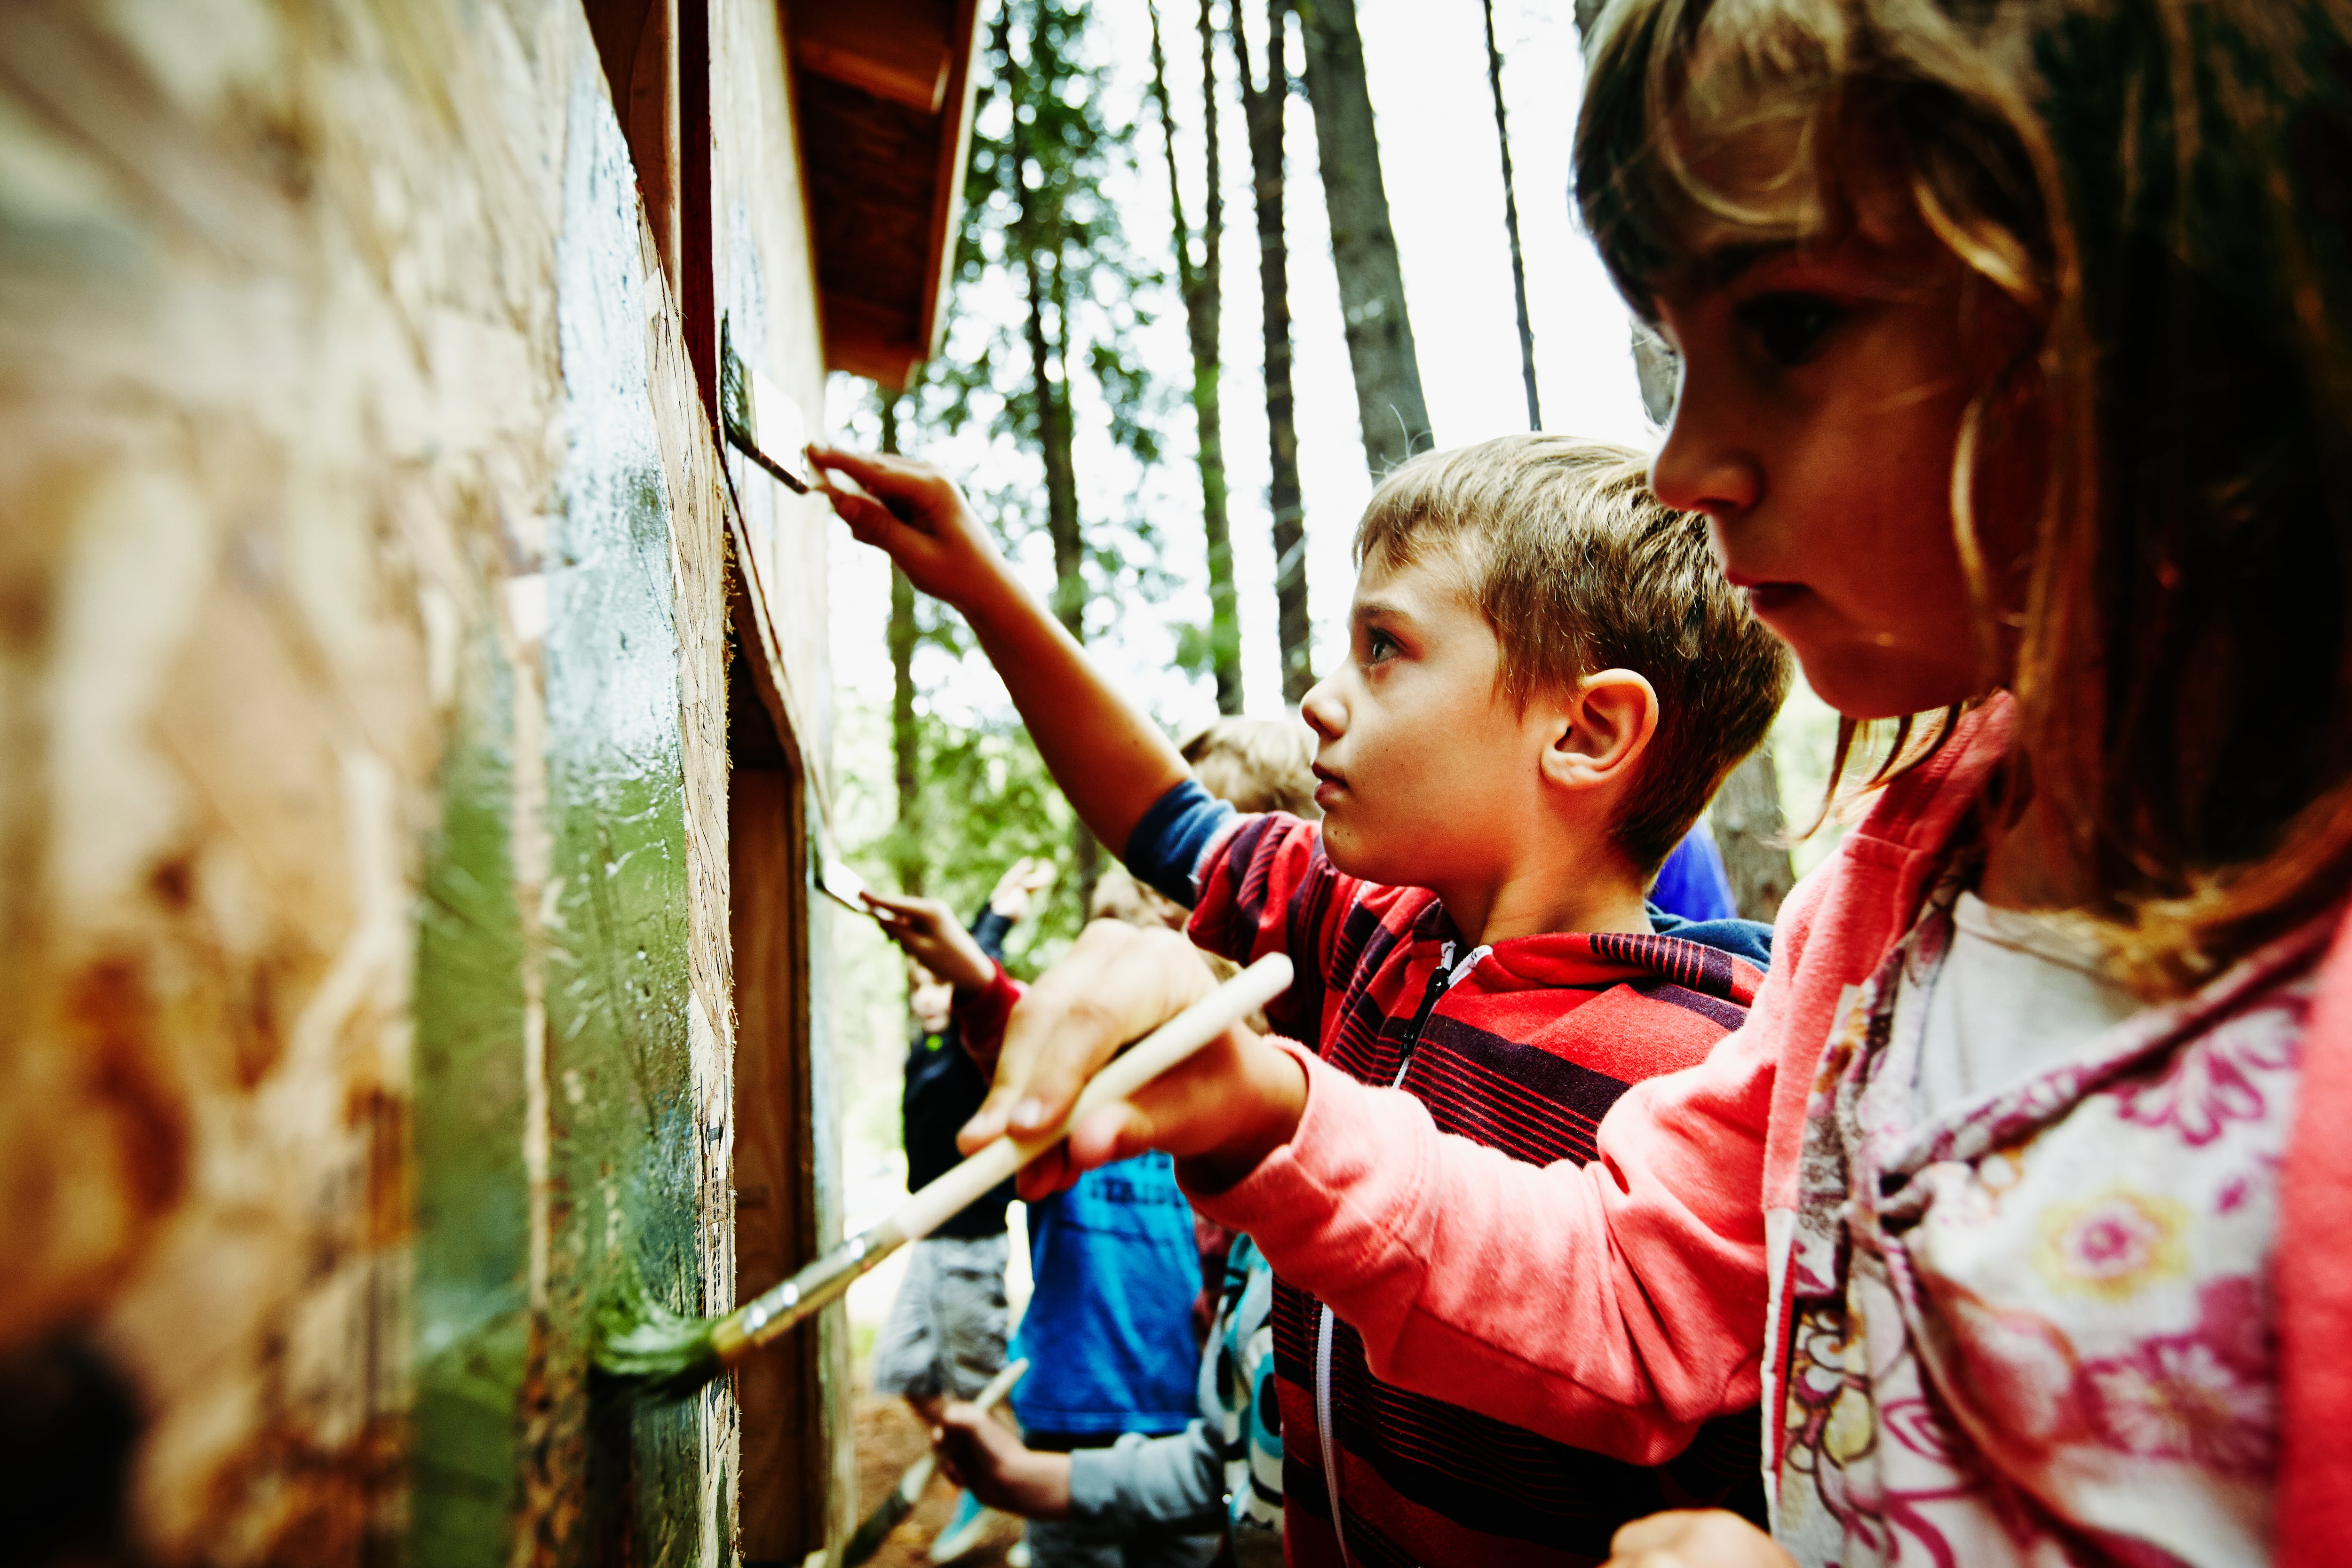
[730,735,826,1562]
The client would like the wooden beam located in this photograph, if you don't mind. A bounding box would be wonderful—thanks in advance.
[790,0,951,112]
[580,0,683,287]
[915,0,982,364]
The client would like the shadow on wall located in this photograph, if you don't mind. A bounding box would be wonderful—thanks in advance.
[0,1336,141,1568]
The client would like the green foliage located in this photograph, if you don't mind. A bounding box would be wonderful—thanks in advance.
[936,0,1180,643]
[837,694,1088,982]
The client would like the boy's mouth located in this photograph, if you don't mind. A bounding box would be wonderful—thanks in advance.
[1311,763,1346,809]
[1727,573,1805,617]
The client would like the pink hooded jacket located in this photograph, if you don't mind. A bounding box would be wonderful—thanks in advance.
[1188,698,2352,1565]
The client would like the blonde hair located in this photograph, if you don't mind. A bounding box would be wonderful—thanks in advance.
[1577,0,2352,988]
[1178,718,1321,819]
[1355,435,1790,872]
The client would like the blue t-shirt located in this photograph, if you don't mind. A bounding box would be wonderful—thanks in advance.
[1650,822,1739,923]
[1011,1151,1202,1437]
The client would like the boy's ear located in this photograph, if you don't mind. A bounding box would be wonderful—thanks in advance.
[1540,669,1659,794]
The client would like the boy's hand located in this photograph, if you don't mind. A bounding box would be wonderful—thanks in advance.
[809,446,1012,612]
[988,855,1057,921]
[958,920,1308,1198]
[861,891,996,992]
[1605,1512,1796,1568]
[930,1402,1073,1520]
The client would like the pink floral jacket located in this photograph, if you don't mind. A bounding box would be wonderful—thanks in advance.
[1191,697,2352,1567]
[1774,869,2319,1563]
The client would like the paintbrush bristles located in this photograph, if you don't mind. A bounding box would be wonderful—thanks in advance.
[590,1270,723,1401]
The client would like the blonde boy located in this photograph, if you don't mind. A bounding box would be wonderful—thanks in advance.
[815,435,1788,1567]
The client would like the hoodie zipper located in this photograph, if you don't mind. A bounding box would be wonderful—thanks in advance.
[1316,940,1486,1565]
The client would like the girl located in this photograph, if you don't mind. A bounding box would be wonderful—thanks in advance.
[949,0,2352,1563]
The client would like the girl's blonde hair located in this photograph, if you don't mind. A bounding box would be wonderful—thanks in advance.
[1576,0,2352,990]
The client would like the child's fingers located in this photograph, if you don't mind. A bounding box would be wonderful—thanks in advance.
[860,889,946,925]
[1064,1101,1154,1172]
[1605,1511,1795,1568]
[807,445,951,513]
[1013,1143,1082,1202]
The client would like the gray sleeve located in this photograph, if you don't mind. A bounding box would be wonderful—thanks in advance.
[1064,1422,1225,1536]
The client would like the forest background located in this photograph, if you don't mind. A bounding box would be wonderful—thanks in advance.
[819,0,1847,1339]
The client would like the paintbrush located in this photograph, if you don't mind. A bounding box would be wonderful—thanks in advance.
[594,952,1294,1400]
[843,1356,1029,1566]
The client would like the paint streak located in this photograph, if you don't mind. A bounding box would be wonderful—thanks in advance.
[544,53,715,1568]
[411,613,533,1568]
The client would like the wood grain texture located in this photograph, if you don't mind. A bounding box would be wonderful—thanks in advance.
[0,0,812,1560]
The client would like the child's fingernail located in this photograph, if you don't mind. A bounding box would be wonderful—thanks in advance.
[1012,1097,1045,1129]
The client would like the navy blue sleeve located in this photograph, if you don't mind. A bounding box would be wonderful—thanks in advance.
[969,906,1015,963]
[1647,903,1776,969]
[1120,777,1238,908]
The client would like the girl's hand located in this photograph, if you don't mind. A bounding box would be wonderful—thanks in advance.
[930,1402,1073,1520]
[957,920,1309,1198]
[1605,1511,1796,1568]
[987,855,1057,921]
[861,890,996,992]
[808,445,1011,612]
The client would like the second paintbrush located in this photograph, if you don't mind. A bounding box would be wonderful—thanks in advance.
[595,951,1294,1398]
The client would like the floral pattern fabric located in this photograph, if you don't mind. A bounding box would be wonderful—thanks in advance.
[1772,878,2324,1567]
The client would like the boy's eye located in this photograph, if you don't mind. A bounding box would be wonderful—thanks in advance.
[1362,628,1400,664]
[1733,293,1843,365]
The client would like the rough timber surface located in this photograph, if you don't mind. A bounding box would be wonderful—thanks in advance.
[0,0,787,1561]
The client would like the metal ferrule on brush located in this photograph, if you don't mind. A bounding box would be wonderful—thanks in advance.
[712,1225,899,1363]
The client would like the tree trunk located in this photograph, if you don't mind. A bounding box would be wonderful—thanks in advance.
[1148,0,1241,714]
[1009,16,1097,907]
[1481,0,1540,430]
[1710,746,1796,923]
[1236,0,1314,704]
[1295,0,1429,475]
[881,394,922,899]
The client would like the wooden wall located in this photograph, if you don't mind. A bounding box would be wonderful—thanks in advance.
[0,0,841,1561]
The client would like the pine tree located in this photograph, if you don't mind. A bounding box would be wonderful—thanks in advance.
[955,0,1169,914]
[1295,0,1430,475]
[1150,0,1243,714]
[1235,0,1314,703]
[1482,0,1540,430]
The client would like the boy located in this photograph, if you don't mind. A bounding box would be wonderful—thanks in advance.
[814,435,1789,1566]
[860,858,1052,1555]
[928,720,1319,1568]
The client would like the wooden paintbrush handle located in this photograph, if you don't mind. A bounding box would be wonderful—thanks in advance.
[728,952,1293,1357]
[876,952,1294,1248]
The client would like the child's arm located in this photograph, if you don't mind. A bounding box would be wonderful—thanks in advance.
[811,446,1188,859]
[862,891,996,990]
[964,909,1797,1459]
[957,920,1308,1197]
[930,1408,1229,1537]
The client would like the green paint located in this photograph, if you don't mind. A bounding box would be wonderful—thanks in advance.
[411,610,532,1566]
[545,51,711,1568]
[408,53,723,1568]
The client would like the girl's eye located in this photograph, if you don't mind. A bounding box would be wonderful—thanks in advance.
[1733,293,1844,365]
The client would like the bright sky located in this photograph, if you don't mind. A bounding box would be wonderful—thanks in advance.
[823,0,1654,728]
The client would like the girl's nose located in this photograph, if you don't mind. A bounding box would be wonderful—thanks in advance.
[1649,378,1762,520]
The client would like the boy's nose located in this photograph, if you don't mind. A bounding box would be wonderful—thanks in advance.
[1299,675,1343,740]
